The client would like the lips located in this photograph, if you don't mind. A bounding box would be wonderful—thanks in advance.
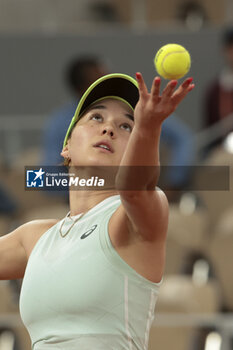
[93,140,114,153]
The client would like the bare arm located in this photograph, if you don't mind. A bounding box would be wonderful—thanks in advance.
[115,74,195,241]
[0,219,58,280]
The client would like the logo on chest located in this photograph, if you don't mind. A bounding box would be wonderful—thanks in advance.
[80,225,98,239]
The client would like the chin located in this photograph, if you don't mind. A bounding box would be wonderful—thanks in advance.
[73,159,115,167]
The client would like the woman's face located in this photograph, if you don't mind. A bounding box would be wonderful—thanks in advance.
[61,98,134,166]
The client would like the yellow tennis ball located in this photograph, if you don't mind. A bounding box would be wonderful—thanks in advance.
[154,44,191,80]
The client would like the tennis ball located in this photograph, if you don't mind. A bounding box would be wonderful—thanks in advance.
[154,44,191,80]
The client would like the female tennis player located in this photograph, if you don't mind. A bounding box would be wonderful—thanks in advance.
[0,72,194,350]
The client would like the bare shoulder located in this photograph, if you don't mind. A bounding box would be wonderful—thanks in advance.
[0,218,59,280]
[19,218,59,258]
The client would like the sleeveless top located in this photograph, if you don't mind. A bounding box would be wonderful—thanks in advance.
[19,195,162,350]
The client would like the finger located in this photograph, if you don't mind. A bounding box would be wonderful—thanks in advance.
[187,83,195,92]
[175,77,193,94]
[179,77,194,91]
[136,72,148,99]
[162,80,178,99]
[172,77,194,104]
[151,76,161,100]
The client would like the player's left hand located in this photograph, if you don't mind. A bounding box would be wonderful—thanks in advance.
[134,72,195,132]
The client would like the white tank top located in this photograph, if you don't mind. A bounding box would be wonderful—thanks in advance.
[19,195,162,349]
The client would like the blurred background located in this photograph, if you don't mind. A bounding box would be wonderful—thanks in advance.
[0,0,233,349]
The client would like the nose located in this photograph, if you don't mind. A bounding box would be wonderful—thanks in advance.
[101,123,115,138]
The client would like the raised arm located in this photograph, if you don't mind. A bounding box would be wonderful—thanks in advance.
[115,73,195,241]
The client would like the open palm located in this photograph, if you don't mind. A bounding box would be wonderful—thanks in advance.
[134,72,195,131]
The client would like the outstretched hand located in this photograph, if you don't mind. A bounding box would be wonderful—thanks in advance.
[134,72,195,132]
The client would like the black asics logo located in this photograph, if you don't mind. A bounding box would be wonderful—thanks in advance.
[80,225,98,239]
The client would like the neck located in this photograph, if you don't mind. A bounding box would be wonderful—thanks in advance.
[68,189,118,216]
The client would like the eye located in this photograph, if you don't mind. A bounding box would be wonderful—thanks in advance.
[90,113,103,121]
[120,123,133,132]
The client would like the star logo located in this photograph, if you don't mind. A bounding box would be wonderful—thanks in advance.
[33,168,45,180]
[26,168,45,188]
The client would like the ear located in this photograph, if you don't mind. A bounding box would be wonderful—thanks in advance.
[60,143,70,160]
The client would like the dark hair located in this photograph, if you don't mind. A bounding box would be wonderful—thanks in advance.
[222,27,233,47]
[65,55,104,93]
